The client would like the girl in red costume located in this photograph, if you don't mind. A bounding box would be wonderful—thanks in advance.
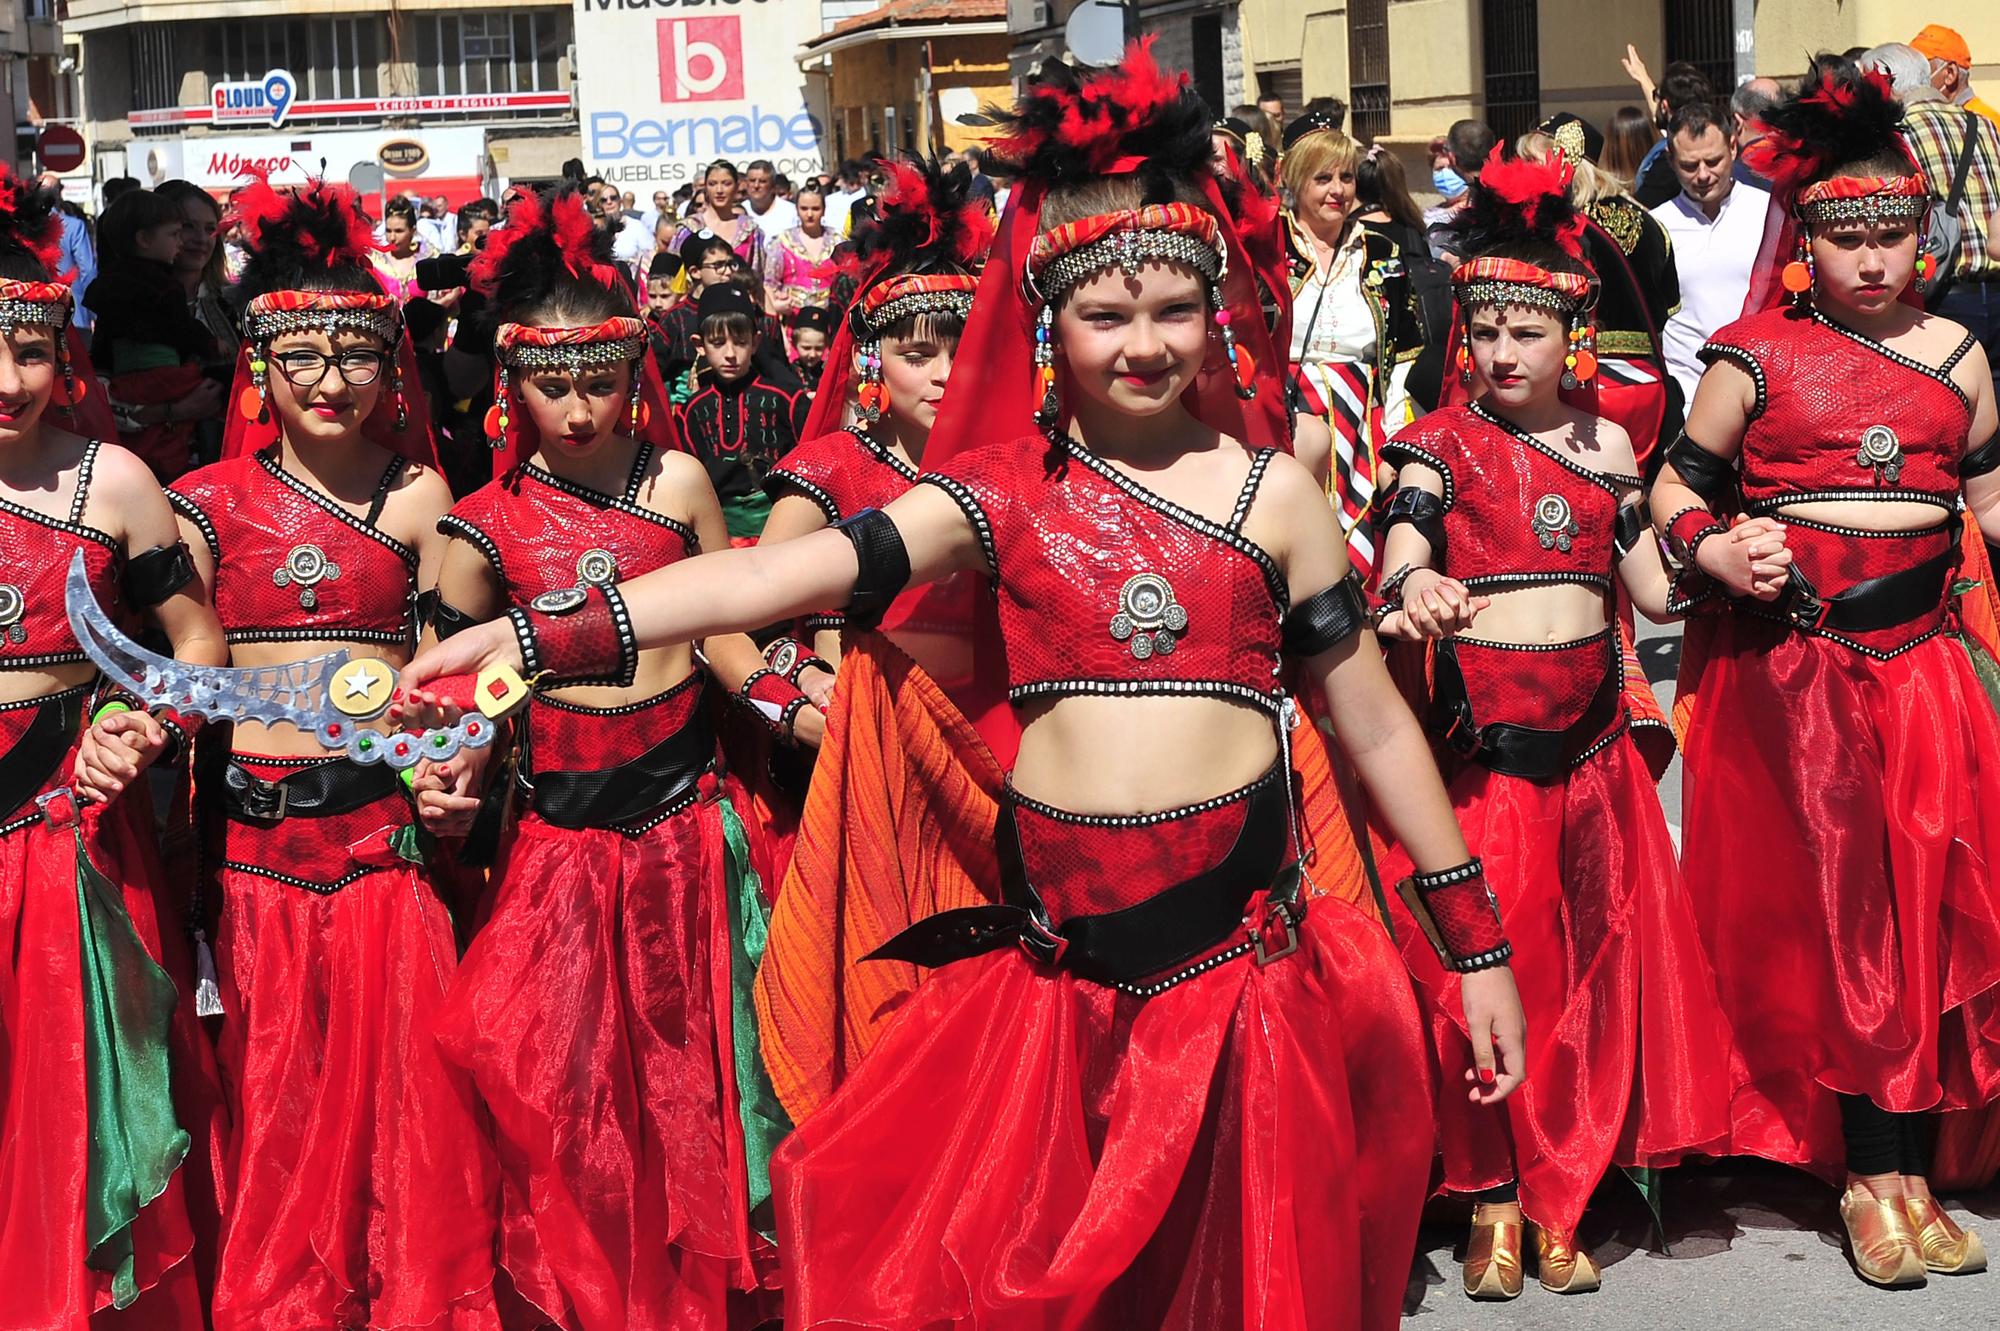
[1376,147,1746,1300]
[402,47,1528,1330]
[1655,60,2000,1287]
[761,153,989,691]
[0,165,223,1331]
[155,179,502,1330]
[423,187,789,1331]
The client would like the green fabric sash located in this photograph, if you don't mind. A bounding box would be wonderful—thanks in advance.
[720,492,774,542]
[70,826,190,1308]
[717,796,793,1238]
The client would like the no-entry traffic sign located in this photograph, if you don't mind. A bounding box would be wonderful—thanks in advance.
[38,125,86,174]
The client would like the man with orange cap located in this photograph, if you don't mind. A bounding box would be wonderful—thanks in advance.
[1914,24,2000,134]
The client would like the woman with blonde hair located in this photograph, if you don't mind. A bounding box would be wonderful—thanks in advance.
[1279,109,1427,583]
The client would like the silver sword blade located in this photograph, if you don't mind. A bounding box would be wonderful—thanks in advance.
[65,548,350,732]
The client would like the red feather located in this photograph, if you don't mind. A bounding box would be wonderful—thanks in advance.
[1743,64,1905,196]
[993,37,1190,174]
[1477,146,1585,257]
[0,167,62,275]
[880,158,942,248]
[228,168,378,268]
[468,188,546,296]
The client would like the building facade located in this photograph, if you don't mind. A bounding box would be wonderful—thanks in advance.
[800,0,1010,161]
[60,0,582,204]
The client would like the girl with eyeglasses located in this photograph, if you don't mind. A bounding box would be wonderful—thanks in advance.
[97,178,507,1329]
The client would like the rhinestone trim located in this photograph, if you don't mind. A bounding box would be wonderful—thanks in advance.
[1033,229,1223,304]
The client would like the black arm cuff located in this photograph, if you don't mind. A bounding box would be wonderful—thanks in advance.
[1282,572,1370,657]
[416,590,477,640]
[124,541,196,608]
[1965,432,2000,479]
[1381,487,1446,563]
[1665,433,1735,503]
[1613,502,1650,560]
[832,507,911,629]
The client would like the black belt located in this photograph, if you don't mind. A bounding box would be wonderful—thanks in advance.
[223,758,401,822]
[0,690,84,826]
[1431,636,1623,781]
[1761,517,1962,635]
[868,766,1302,993]
[523,700,715,831]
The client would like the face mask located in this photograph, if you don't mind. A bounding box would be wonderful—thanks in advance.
[1433,168,1468,199]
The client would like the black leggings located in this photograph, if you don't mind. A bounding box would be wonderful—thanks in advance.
[1839,1094,1937,1176]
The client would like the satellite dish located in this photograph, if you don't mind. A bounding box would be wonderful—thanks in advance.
[1066,0,1126,68]
[348,162,384,196]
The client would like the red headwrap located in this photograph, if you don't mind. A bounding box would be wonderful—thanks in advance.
[483,315,680,475]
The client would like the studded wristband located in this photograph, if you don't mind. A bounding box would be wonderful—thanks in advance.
[763,636,833,687]
[737,668,812,742]
[507,583,638,688]
[1396,858,1512,973]
[1663,506,1726,573]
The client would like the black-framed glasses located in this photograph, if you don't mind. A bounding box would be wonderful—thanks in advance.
[270,348,388,387]
[701,257,745,273]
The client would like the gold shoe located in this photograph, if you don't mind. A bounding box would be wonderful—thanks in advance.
[1905,1197,1988,1275]
[1533,1225,1602,1294]
[1463,1210,1525,1300]
[1839,1187,1927,1288]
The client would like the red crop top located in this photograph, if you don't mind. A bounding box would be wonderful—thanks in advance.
[440,445,696,607]
[170,449,416,647]
[923,436,1289,716]
[1699,308,1974,513]
[1384,403,1635,592]
[767,427,916,523]
[0,440,124,671]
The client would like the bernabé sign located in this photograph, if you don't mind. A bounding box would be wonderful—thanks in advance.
[576,1,825,189]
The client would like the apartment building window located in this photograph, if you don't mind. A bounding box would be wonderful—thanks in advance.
[1257,66,1304,122]
[416,12,570,96]
[214,19,383,101]
[1665,0,1737,98]
[1347,0,1391,142]
[1480,0,1541,140]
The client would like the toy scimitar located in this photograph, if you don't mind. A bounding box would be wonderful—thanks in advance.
[65,550,529,769]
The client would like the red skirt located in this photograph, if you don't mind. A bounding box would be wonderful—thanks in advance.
[771,789,1432,1331]
[0,766,207,1331]
[1681,618,2000,1177]
[208,754,500,1331]
[1386,724,1742,1236]
[435,781,782,1331]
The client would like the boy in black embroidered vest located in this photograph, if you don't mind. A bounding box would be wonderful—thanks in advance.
[676,282,809,543]
[790,303,834,398]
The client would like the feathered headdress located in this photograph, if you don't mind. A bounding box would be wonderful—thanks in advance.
[469,186,623,311]
[0,168,66,282]
[469,185,679,473]
[1450,144,1599,387]
[221,172,433,465]
[980,38,1213,204]
[1743,63,1914,201]
[801,153,992,438]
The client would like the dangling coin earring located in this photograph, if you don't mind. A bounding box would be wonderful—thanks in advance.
[1214,292,1257,400]
[1034,304,1059,429]
[627,365,646,432]
[484,366,511,450]
[239,346,271,423]
[390,352,409,431]
[855,340,887,422]
[1782,233,1815,306]
[51,337,83,408]
[1914,251,1937,295]
[1456,336,1473,389]
[1562,316,1599,390]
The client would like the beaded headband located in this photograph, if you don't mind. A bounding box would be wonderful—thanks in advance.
[495,317,648,373]
[1451,255,1595,316]
[1025,202,1225,304]
[0,277,73,331]
[856,272,979,335]
[243,289,400,344]
[1281,107,1344,152]
[1795,174,1929,225]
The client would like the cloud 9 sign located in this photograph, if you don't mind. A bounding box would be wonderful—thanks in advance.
[213,69,299,127]
[575,0,825,190]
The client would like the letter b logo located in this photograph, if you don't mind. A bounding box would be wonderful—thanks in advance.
[659,18,743,104]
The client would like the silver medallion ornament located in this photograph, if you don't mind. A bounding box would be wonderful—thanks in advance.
[531,586,588,615]
[273,543,341,610]
[575,548,619,588]
[1108,572,1189,660]
[1531,494,1578,553]
[1857,424,1903,485]
[0,583,24,644]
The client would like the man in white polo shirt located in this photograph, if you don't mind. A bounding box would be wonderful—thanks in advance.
[1650,100,1772,404]
[743,159,800,238]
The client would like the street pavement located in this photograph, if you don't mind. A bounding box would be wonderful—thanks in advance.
[1396,619,2000,1327]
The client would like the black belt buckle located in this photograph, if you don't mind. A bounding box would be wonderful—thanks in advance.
[237,777,289,821]
[1442,713,1483,760]
[1252,898,1302,967]
[1017,913,1069,968]
[1785,585,1831,632]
